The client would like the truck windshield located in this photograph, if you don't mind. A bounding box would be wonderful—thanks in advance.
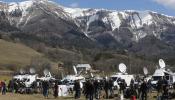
[111,77,118,81]
[152,76,161,81]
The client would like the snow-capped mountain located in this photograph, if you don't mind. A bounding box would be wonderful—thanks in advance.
[64,8,175,42]
[1,0,175,56]
[0,0,79,33]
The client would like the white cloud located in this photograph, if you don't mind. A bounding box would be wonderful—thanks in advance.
[69,2,79,8]
[153,0,175,9]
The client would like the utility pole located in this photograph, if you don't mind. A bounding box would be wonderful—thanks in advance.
[129,53,131,74]
[79,50,83,64]
[126,50,131,74]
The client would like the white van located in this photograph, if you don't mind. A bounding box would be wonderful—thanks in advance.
[110,73,134,89]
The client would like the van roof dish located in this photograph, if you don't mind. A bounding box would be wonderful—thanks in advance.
[119,63,127,73]
[43,69,50,76]
[159,59,166,68]
[143,67,148,75]
[20,68,25,74]
[29,68,36,74]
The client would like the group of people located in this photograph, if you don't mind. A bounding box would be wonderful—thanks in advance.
[2,79,58,98]
[5,79,39,94]
[73,78,114,100]
[1,76,175,100]
[72,76,175,100]
[117,77,171,100]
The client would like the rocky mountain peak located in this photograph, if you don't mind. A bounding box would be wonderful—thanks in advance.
[0,0,175,57]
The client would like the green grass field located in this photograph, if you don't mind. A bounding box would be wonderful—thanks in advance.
[0,39,62,73]
[0,75,11,81]
[0,39,42,68]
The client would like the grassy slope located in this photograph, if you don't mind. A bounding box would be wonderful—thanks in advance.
[0,39,42,68]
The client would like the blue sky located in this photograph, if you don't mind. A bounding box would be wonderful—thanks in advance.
[4,0,175,16]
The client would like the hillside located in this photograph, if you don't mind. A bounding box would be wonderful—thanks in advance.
[0,0,175,74]
[0,39,42,70]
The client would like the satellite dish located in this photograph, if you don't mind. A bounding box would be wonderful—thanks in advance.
[105,76,108,80]
[167,69,171,72]
[19,68,25,74]
[119,63,127,73]
[43,69,50,76]
[29,68,36,74]
[90,73,94,78]
[143,67,148,75]
[159,59,165,68]
[73,66,78,75]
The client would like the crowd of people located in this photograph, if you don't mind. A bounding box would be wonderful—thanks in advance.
[73,77,175,100]
[0,76,175,100]
[0,79,56,98]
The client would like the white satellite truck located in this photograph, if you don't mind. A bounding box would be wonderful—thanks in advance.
[13,68,55,88]
[37,69,55,81]
[151,59,175,87]
[62,65,86,90]
[110,63,134,89]
[13,68,38,88]
[62,64,93,83]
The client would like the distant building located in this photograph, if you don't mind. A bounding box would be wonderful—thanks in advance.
[76,64,91,73]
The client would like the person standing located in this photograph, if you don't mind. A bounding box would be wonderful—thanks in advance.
[84,80,89,99]
[119,79,127,95]
[147,79,152,93]
[85,79,94,100]
[89,80,94,100]
[14,80,18,93]
[130,79,137,99]
[162,77,168,99]
[94,80,100,99]
[157,77,163,97]
[74,80,81,99]
[8,80,14,93]
[53,81,58,98]
[130,79,135,89]
[1,80,7,95]
[42,80,49,98]
[140,80,148,100]
[109,79,114,97]
[104,79,109,99]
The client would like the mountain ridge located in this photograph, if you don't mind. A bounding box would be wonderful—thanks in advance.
[0,0,175,58]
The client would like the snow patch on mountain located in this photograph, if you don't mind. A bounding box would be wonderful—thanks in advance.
[129,11,153,29]
[64,7,99,18]
[8,1,33,13]
[132,31,148,42]
[8,1,34,27]
[85,14,99,34]
[119,11,129,19]
[108,12,121,30]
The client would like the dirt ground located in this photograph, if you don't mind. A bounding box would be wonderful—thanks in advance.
[0,92,161,100]
[0,93,81,100]
[0,93,118,100]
